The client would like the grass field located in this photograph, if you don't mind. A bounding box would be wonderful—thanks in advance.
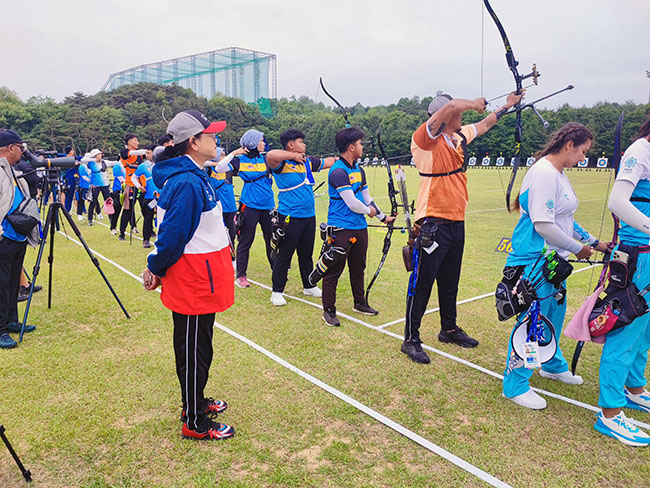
[2,166,649,487]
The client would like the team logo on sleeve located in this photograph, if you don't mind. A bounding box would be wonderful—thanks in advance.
[624,157,637,168]
[546,199,554,210]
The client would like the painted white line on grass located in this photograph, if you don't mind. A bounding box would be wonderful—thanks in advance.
[58,233,650,432]
[245,274,650,431]
[377,264,599,329]
[247,279,383,330]
[214,321,513,488]
[59,232,513,488]
[378,292,495,329]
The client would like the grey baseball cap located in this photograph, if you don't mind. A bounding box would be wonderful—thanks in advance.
[427,94,453,116]
[166,110,226,144]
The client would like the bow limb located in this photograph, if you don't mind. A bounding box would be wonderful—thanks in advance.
[320,77,352,128]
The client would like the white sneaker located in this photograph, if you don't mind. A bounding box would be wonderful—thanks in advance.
[77,215,84,222]
[539,370,584,385]
[594,410,650,446]
[505,389,547,410]
[110,229,118,236]
[97,214,104,220]
[270,292,287,306]
[303,286,322,298]
[625,388,650,413]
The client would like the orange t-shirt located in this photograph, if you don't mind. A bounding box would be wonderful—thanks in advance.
[411,122,477,222]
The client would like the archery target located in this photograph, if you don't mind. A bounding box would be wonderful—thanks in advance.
[496,157,505,166]
[482,157,490,166]
[526,157,535,166]
[578,158,588,167]
[511,313,558,364]
[469,157,477,166]
[597,157,608,168]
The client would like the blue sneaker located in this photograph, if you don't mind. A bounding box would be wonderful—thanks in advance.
[625,388,650,414]
[594,410,650,447]
[7,322,36,333]
[0,333,17,349]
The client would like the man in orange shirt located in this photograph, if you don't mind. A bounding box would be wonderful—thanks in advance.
[401,90,521,364]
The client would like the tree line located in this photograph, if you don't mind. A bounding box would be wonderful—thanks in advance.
[0,83,648,162]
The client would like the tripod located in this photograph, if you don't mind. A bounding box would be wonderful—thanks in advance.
[0,424,32,482]
[19,169,130,341]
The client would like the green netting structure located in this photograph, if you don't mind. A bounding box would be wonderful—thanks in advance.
[102,47,277,104]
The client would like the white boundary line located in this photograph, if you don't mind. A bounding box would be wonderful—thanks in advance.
[378,263,600,329]
[57,230,650,431]
[245,272,650,431]
[56,231,513,488]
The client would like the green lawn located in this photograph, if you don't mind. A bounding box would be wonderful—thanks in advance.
[2,167,649,488]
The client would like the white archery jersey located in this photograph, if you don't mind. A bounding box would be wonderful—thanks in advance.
[508,158,578,263]
[617,138,650,246]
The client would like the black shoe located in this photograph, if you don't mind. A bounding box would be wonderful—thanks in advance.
[143,240,151,249]
[323,309,340,327]
[353,303,378,315]
[20,284,42,294]
[7,322,36,333]
[438,327,479,348]
[401,340,430,364]
[118,235,126,241]
[17,290,29,302]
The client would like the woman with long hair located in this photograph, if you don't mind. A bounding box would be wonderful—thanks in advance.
[501,122,608,410]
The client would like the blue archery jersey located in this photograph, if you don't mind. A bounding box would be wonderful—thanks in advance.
[616,138,650,246]
[327,157,368,230]
[206,165,237,213]
[272,156,323,218]
[88,161,106,187]
[232,154,274,210]
[63,168,77,187]
[1,179,27,242]
[112,162,126,191]
[134,161,158,200]
[78,164,90,189]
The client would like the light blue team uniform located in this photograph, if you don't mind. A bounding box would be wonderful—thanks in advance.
[599,137,650,409]
[134,161,158,200]
[112,162,126,191]
[503,158,593,398]
[88,161,107,187]
[327,157,368,229]
[233,154,274,210]
[273,156,323,217]
[78,164,91,190]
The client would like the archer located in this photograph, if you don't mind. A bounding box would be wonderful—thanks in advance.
[401,90,521,364]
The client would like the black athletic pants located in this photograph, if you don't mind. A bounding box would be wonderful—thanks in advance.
[109,190,122,230]
[223,211,236,249]
[0,238,27,335]
[172,311,215,431]
[235,206,273,278]
[140,197,155,242]
[88,186,110,223]
[272,215,316,292]
[404,220,464,343]
[76,188,88,215]
[322,228,368,312]
[119,186,138,235]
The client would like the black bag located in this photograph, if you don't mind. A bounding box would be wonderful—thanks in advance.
[6,197,39,236]
[495,266,537,321]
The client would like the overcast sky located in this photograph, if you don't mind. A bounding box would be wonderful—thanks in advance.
[3,0,649,109]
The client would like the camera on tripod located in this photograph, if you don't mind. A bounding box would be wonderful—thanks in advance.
[22,148,78,169]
